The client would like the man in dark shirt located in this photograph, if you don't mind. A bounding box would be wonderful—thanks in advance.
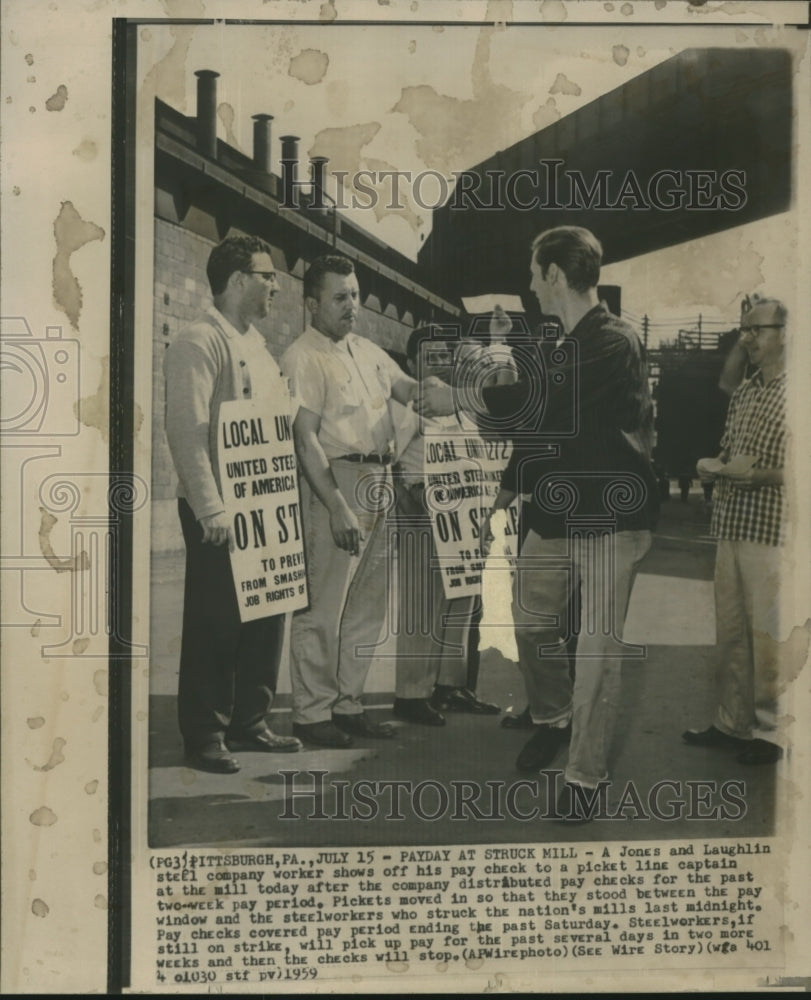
[418,226,658,821]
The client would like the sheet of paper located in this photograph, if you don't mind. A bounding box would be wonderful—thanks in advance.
[461,294,525,314]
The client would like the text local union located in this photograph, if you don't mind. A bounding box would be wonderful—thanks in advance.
[222,417,270,449]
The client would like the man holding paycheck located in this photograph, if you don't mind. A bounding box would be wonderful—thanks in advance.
[684,294,789,766]
[282,255,419,747]
[418,226,658,821]
[164,235,302,774]
[392,326,501,726]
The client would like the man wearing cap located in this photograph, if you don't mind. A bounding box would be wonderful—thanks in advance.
[684,294,789,766]
[164,234,302,774]
[392,326,501,726]
[282,255,418,747]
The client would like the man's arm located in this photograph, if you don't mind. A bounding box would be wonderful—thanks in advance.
[718,466,783,489]
[480,485,517,557]
[418,323,638,431]
[719,339,748,397]
[165,337,233,546]
[292,406,363,555]
[390,370,418,406]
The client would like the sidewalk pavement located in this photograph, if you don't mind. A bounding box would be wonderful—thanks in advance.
[147,492,776,848]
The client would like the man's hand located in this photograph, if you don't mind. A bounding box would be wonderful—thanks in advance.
[489,305,512,343]
[199,511,233,549]
[480,513,495,557]
[718,466,782,490]
[415,376,456,417]
[329,502,363,555]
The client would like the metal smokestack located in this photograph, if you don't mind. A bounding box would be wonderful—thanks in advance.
[280,135,300,208]
[252,114,274,174]
[309,156,329,210]
[194,69,220,159]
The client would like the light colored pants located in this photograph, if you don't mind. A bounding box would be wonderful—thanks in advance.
[512,528,651,787]
[290,460,392,724]
[394,481,471,699]
[714,539,784,743]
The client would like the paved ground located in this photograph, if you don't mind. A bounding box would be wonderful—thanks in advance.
[147,487,776,848]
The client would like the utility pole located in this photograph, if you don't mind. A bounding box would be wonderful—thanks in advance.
[698,312,702,349]
[643,314,649,349]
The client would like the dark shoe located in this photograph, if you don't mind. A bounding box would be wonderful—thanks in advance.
[332,712,395,739]
[737,739,783,765]
[184,740,240,774]
[226,729,303,754]
[516,722,572,772]
[554,780,601,825]
[682,725,748,750]
[432,686,500,715]
[292,721,353,748]
[393,697,446,727]
[501,705,534,730]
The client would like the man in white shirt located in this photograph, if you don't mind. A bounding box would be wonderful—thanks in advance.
[164,235,302,773]
[282,255,418,747]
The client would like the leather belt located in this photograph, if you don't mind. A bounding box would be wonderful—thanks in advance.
[337,452,392,465]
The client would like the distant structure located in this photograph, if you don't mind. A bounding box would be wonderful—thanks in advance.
[419,48,792,328]
[650,328,739,485]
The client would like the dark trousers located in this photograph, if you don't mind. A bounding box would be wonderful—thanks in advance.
[177,499,283,749]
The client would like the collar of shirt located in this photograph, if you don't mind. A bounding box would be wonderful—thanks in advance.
[747,368,785,390]
[303,324,357,353]
[568,302,608,339]
[207,304,249,342]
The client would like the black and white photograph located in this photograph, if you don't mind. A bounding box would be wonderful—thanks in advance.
[1,1,810,994]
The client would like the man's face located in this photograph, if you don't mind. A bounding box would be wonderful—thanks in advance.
[413,340,454,382]
[309,270,360,342]
[239,251,278,322]
[529,258,553,315]
[740,300,785,370]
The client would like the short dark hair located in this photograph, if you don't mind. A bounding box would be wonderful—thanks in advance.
[406,324,447,362]
[304,255,355,301]
[531,226,602,293]
[206,235,273,296]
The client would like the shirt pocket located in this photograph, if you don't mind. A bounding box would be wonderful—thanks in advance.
[325,369,363,415]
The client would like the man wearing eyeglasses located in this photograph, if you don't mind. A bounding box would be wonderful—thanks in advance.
[164,235,302,773]
[684,294,788,766]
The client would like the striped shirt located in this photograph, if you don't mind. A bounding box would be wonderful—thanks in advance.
[711,370,786,546]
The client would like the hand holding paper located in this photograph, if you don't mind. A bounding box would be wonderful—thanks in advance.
[199,510,234,549]
[489,304,513,342]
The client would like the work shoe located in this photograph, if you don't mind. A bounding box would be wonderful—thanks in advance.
[226,729,303,753]
[293,721,353,748]
[432,686,500,715]
[501,705,534,730]
[332,712,395,739]
[393,697,446,727]
[681,725,748,750]
[515,722,572,772]
[184,739,240,774]
[554,780,603,825]
[737,739,783,765]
